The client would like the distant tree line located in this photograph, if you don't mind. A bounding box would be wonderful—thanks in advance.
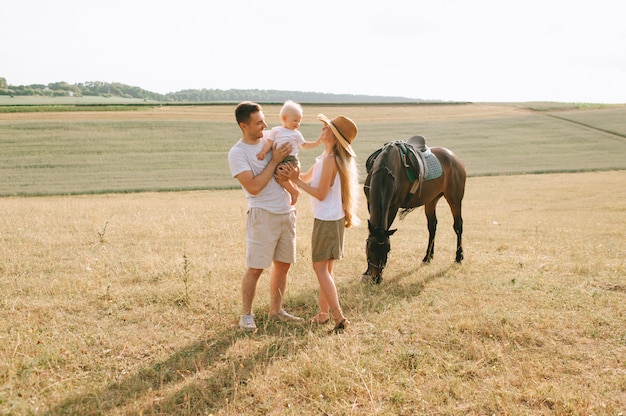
[0,77,421,103]
[0,78,163,100]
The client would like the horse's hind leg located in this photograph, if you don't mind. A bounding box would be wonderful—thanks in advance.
[454,214,463,262]
[447,199,463,263]
[422,200,438,263]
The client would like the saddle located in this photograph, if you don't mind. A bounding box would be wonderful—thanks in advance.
[366,135,430,198]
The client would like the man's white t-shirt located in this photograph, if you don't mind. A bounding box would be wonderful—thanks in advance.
[228,137,293,214]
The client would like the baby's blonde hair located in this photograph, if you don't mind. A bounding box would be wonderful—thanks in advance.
[279,100,303,118]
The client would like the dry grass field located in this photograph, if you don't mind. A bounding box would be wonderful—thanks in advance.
[0,171,624,415]
[1,103,625,414]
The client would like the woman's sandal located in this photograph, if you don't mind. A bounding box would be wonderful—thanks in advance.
[329,319,349,334]
[310,312,330,324]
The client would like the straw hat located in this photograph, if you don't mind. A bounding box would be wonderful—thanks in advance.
[318,114,357,157]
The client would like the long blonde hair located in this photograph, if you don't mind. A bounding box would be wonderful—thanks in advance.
[334,143,360,228]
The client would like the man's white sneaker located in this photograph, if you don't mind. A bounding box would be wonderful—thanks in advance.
[239,313,257,331]
[269,309,304,322]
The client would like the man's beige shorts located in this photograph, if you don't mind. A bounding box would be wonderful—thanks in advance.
[246,208,296,269]
[311,218,345,263]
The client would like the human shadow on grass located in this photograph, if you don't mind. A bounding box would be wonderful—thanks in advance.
[139,321,315,415]
[44,264,455,414]
[135,263,457,413]
[44,318,314,415]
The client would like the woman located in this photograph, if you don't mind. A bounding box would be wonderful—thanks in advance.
[280,113,360,333]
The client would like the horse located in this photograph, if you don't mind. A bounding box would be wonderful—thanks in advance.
[362,136,466,284]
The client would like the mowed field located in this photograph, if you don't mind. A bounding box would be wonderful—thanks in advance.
[1,103,625,415]
[2,102,626,195]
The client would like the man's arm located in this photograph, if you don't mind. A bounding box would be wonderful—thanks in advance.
[236,142,291,195]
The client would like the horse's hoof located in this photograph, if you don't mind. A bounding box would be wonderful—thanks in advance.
[361,274,380,284]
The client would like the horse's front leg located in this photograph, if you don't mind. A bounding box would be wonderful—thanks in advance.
[422,201,437,263]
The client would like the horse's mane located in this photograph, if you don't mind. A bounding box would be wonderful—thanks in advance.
[366,141,402,174]
[366,141,419,221]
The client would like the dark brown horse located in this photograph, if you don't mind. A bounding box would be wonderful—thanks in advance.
[363,138,466,284]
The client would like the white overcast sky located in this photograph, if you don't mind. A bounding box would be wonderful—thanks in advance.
[3,0,625,103]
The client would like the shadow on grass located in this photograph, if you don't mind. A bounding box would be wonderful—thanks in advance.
[43,263,456,414]
[361,261,460,300]
[43,318,317,415]
[139,322,314,414]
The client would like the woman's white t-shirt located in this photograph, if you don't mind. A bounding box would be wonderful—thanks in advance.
[309,154,344,221]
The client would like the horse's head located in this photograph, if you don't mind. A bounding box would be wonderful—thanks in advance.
[362,221,396,284]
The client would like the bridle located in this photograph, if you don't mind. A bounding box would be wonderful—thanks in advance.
[365,149,397,277]
[366,227,390,273]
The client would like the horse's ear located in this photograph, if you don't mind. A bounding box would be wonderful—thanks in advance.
[388,229,397,236]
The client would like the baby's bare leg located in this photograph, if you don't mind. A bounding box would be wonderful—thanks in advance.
[276,161,300,205]
[280,179,300,205]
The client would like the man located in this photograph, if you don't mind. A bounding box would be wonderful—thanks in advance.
[227,101,304,331]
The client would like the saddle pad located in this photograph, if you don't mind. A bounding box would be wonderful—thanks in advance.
[422,148,443,181]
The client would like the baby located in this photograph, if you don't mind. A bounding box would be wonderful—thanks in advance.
[257,100,320,204]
